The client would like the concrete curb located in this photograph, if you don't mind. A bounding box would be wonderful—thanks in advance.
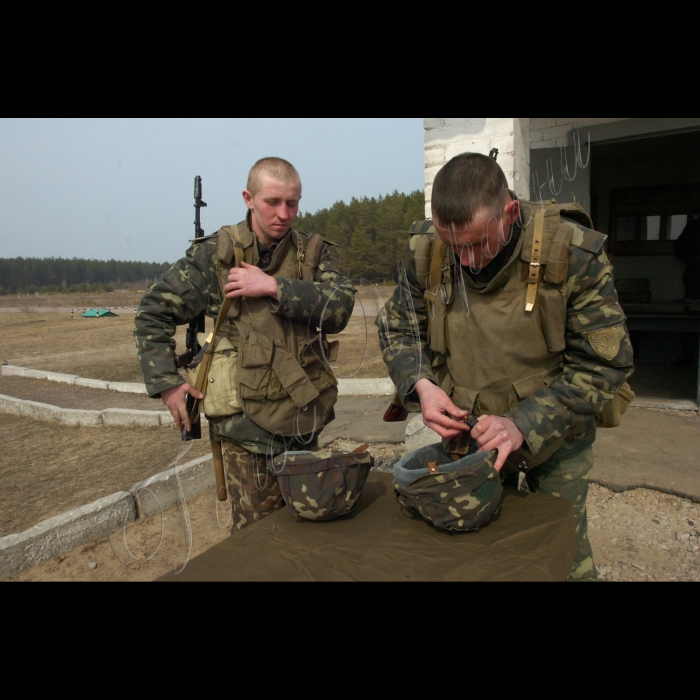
[2,365,147,394]
[0,394,190,428]
[0,454,214,580]
[0,490,136,580]
[337,377,394,396]
[629,397,699,412]
[2,365,397,398]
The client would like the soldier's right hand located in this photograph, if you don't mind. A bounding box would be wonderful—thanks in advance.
[161,383,204,432]
[415,379,470,439]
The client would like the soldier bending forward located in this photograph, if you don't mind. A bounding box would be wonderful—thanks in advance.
[135,158,355,530]
[378,153,634,580]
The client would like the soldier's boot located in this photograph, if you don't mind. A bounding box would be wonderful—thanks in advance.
[525,445,598,582]
[220,441,285,532]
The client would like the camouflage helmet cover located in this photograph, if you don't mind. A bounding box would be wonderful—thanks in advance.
[393,444,502,532]
[274,449,374,521]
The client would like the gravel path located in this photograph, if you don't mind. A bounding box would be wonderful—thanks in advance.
[588,483,700,581]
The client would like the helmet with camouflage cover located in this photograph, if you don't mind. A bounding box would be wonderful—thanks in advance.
[274,448,374,521]
[393,444,502,532]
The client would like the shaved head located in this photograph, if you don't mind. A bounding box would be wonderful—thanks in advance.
[247,157,301,197]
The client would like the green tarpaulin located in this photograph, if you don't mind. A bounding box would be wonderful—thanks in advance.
[81,309,117,317]
[159,473,575,582]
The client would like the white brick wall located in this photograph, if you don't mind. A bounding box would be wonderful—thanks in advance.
[529,118,631,149]
[423,118,531,217]
[423,118,635,216]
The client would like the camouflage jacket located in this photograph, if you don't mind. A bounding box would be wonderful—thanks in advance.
[135,217,354,454]
[378,223,634,459]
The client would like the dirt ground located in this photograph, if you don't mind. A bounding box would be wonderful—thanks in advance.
[0,312,161,382]
[0,413,210,536]
[0,376,157,410]
[0,288,390,382]
[0,290,143,309]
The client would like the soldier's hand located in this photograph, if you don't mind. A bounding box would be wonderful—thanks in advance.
[161,383,204,433]
[224,262,279,299]
[415,379,470,439]
[470,415,524,472]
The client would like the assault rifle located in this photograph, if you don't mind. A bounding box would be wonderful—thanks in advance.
[174,175,207,441]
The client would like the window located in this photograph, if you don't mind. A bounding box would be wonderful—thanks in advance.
[609,185,700,255]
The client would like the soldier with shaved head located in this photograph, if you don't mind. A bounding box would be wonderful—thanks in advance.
[135,158,355,530]
[378,153,634,580]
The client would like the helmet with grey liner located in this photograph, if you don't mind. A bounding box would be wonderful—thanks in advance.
[393,444,502,532]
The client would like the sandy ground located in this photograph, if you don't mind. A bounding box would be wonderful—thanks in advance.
[0,376,157,410]
[0,291,143,309]
[0,289,390,382]
[0,414,210,536]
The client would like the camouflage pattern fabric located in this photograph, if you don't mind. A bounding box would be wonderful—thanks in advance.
[501,445,596,581]
[274,450,374,521]
[393,444,502,532]
[221,440,285,531]
[134,216,354,454]
[377,223,634,459]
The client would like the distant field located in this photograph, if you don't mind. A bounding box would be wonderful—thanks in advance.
[0,288,393,382]
[0,290,144,309]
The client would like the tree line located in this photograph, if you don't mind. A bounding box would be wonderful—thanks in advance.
[0,258,172,295]
[295,190,425,282]
[0,190,426,294]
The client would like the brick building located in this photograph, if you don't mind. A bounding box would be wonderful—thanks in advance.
[423,118,700,405]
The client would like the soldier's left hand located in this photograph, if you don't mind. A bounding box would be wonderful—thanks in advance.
[224,262,279,299]
[470,415,524,472]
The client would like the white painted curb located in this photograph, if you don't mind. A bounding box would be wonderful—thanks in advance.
[2,364,396,397]
[0,394,190,428]
[0,454,214,580]
[337,377,394,396]
[2,365,147,394]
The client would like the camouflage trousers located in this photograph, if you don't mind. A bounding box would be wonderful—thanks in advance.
[220,441,285,532]
[502,445,597,582]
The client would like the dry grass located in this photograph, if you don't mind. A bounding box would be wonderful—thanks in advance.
[0,413,211,536]
[0,310,197,382]
[0,290,143,309]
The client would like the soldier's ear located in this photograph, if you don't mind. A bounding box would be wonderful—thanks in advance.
[504,197,519,225]
[243,189,254,210]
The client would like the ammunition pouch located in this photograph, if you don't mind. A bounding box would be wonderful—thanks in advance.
[198,335,243,418]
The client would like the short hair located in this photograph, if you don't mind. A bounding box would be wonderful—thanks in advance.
[247,157,301,196]
[431,153,509,228]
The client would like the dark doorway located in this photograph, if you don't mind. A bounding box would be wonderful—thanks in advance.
[590,130,700,404]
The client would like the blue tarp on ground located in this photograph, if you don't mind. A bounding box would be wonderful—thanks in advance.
[81,309,118,317]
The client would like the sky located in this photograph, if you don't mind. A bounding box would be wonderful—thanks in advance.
[0,118,425,263]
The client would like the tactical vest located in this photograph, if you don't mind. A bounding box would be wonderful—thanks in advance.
[194,220,338,437]
[412,200,629,466]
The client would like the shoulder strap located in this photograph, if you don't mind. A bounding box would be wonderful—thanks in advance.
[428,237,447,297]
[293,231,325,282]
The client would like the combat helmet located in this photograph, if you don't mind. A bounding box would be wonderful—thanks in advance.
[393,443,502,532]
[274,446,374,521]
